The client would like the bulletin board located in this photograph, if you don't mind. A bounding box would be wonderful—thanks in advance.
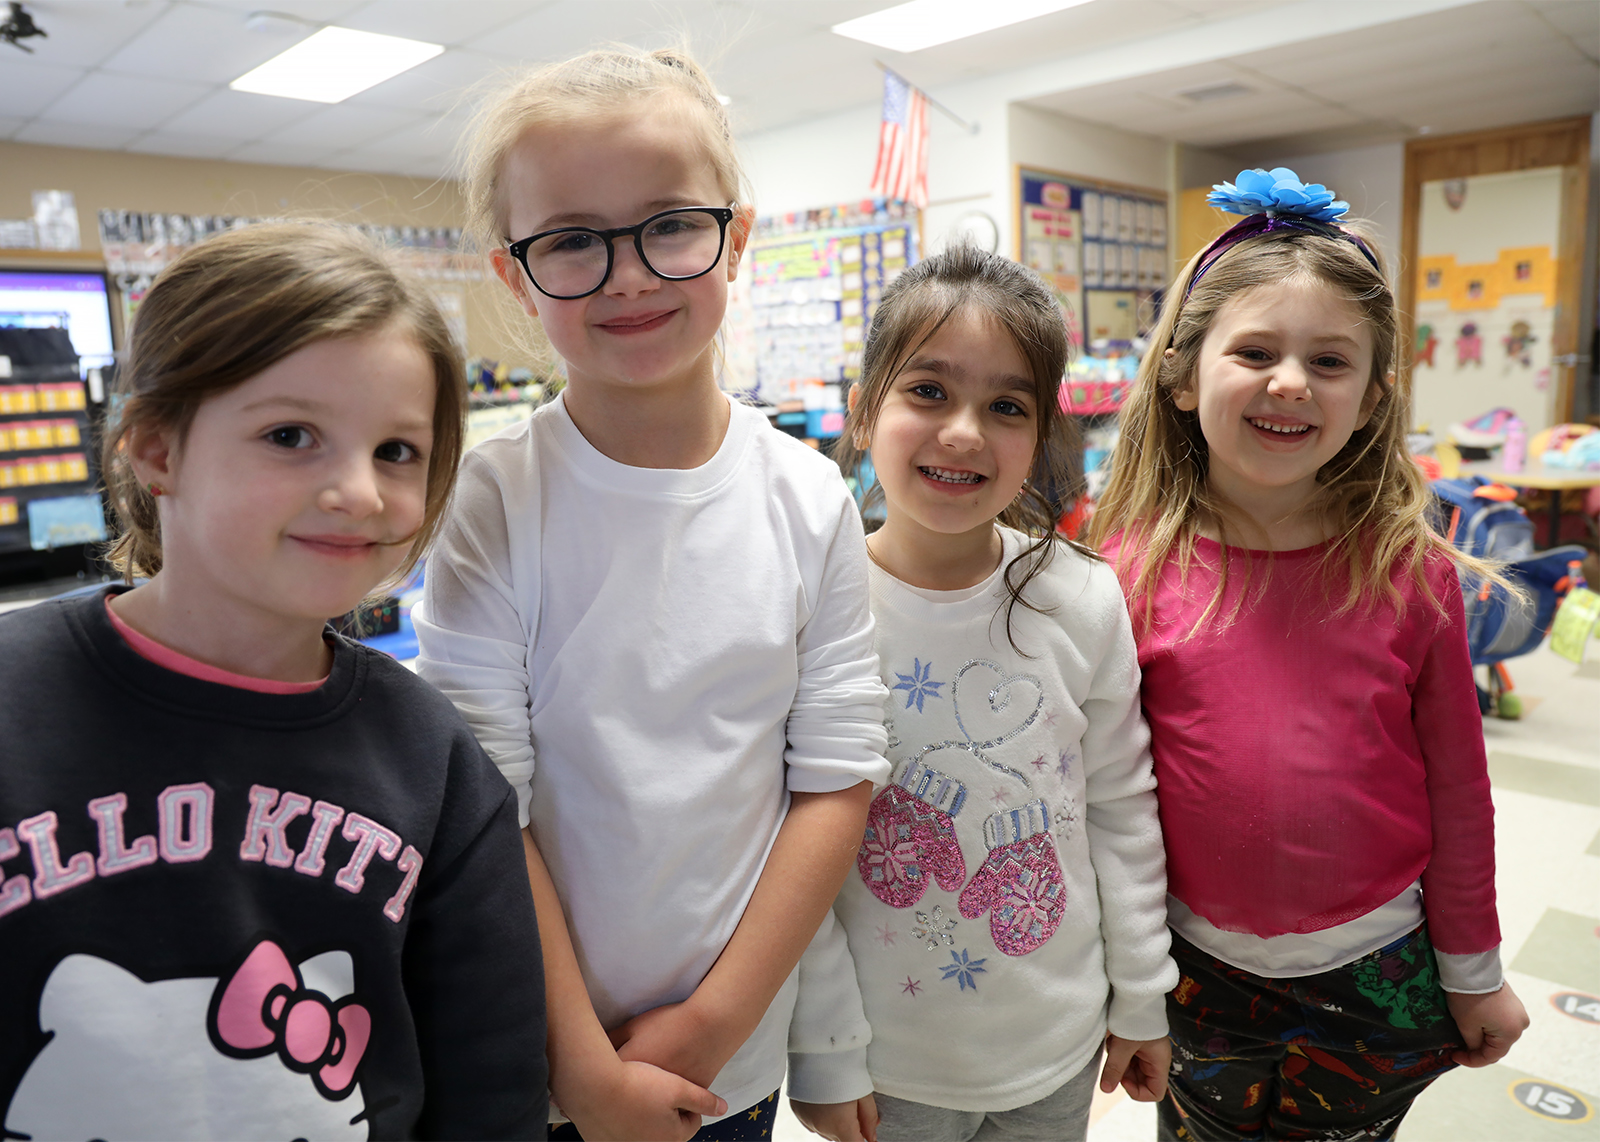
[745,200,919,405]
[1014,167,1168,350]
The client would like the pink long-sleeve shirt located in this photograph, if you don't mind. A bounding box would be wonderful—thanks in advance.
[1101,533,1500,956]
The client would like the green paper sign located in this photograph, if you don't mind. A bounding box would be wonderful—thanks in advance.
[1550,587,1600,664]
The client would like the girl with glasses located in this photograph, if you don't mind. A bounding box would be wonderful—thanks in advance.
[417,46,890,1142]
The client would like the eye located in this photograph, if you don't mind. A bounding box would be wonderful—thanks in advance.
[374,440,422,464]
[1235,347,1272,362]
[991,398,1029,417]
[908,381,945,401]
[547,231,599,254]
[265,425,313,449]
[1313,353,1351,371]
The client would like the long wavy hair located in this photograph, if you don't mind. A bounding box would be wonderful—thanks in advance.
[835,244,1087,650]
[1087,219,1504,634]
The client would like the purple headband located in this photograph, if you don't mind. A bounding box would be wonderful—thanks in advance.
[1184,213,1382,299]
[1183,167,1381,300]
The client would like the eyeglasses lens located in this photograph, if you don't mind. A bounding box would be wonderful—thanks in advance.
[523,210,725,297]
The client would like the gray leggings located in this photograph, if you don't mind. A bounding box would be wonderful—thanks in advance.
[874,1048,1102,1142]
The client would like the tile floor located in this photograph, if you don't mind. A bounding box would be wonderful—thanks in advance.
[777,640,1600,1142]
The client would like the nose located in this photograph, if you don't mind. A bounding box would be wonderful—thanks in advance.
[1267,356,1311,401]
[602,235,659,297]
[317,455,384,518]
[938,402,985,451]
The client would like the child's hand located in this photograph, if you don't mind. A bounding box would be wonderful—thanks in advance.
[563,1056,726,1142]
[789,1095,879,1142]
[609,999,739,1092]
[1447,982,1530,1067]
[1100,1033,1171,1102]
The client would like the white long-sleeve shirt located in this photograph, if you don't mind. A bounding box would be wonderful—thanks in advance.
[414,394,889,1118]
[794,529,1176,1113]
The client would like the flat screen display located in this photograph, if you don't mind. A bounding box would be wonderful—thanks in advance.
[0,271,115,375]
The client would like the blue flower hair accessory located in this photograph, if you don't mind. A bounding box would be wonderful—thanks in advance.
[1207,167,1348,223]
[1183,166,1379,301]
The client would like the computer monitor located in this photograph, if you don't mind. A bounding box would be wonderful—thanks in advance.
[0,270,115,376]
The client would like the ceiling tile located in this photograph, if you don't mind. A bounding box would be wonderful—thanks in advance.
[0,116,26,141]
[462,1,686,63]
[126,130,243,159]
[38,71,211,129]
[0,57,86,117]
[188,0,366,23]
[1532,0,1600,53]
[12,119,144,150]
[261,103,425,148]
[160,88,321,139]
[10,1,173,69]
[345,49,511,115]
[338,0,534,47]
[98,3,311,84]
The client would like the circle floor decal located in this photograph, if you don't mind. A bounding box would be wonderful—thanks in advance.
[1511,1080,1593,1122]
[1551,992,1600,1024]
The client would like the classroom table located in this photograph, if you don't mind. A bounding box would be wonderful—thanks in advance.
[1477,462,1600,544]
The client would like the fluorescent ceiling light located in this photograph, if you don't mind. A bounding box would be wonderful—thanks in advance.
[231,26,444,103]
[832,0,1094,53]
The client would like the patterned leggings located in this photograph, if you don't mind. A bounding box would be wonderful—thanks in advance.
[1159,925,1462,1141]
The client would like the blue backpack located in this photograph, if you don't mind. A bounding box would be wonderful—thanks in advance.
[1430,476,1588,665]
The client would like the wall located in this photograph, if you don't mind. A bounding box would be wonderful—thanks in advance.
[0,141,533,367]
[1251,142,1406,277]
[738,94,1170,262]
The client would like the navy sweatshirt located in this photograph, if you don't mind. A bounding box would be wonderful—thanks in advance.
[0,587,547,1140]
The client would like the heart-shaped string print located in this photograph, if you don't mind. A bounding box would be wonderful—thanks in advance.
[952,660,1044,757]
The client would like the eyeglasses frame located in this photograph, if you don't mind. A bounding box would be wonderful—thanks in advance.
[506,206,737,300]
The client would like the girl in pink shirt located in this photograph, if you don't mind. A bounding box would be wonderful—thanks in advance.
[1088,170,1527,1141]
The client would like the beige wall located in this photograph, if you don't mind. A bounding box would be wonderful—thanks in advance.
[0,140,540,369]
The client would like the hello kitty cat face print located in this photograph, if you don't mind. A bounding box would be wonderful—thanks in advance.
[5,941,371,1141]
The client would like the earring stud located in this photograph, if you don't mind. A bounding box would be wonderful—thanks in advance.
[146,482,165,497]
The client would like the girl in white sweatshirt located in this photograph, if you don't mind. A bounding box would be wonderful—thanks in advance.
[790,246,1176,1142]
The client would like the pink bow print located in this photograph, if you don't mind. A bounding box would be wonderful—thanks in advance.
[207,939,370,1099]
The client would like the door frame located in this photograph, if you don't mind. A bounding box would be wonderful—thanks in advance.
[1400,116,1591,424]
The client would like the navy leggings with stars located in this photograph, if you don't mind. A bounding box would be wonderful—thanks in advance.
[549,1089,780,1141]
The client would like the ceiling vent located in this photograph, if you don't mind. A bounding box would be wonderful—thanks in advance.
[1176,82,1254,104]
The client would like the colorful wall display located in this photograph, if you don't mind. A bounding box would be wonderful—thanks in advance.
[741,201,919,407]
[1016,168,1167,352]
[1412,167,1562,434]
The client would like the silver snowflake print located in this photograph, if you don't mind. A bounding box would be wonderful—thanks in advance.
[892,658,944,713]
[1053,800,1077,838]
[912,905,957,950]
[885,712,902,751]
[939,947,988,992]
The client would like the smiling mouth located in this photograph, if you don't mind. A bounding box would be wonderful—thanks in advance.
[920,466,985,485]
[597,310,676,333]
[1247,418,1314,436]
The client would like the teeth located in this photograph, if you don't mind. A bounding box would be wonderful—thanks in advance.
[921,467,984,484]
[1249,418,1312,435]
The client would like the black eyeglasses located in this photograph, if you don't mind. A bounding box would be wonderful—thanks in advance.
[507,207,736,300]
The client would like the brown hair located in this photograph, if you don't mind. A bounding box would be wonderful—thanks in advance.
[462,44,747,255]
[102,222,466,584]
[1087,219,1503,633]
[836,244,1087,649]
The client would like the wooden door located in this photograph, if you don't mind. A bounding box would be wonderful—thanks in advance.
[1401,117,1590,431]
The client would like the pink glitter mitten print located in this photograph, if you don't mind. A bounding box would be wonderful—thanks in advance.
[857,760,967,908]
[958,799,1064,956]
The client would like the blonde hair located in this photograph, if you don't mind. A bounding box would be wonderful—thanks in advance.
[102,223,466,584]
[1088,218,1500,633]
[462,45,748,256]
[836,244,1088,650]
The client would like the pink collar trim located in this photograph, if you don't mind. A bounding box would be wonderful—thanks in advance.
[104,596,328,694]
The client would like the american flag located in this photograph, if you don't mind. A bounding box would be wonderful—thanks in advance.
[870,70,929,208]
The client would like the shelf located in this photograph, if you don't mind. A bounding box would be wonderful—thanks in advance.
[0,249,108,270]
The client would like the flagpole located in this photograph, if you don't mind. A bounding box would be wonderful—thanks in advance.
[873,61,980,135]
